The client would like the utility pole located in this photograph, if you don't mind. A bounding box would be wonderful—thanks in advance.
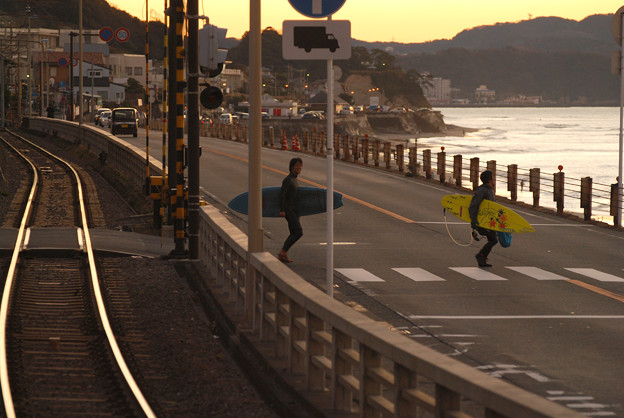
[69,32,78,121]
[187,0,199,259]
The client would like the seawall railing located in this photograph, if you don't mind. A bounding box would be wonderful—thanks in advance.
[26,117,581,417]
[189,119,621,226]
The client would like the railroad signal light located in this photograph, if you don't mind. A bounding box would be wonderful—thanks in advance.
[200,85,224,109]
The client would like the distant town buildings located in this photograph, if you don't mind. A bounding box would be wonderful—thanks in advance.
[422,77,452,105]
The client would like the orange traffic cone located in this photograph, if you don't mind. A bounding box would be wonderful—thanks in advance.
[281,132,288,150]
[292,135,300,151]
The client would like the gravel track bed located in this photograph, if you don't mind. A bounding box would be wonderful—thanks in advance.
[2,130,278,417]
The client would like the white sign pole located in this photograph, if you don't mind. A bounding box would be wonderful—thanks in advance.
[619,14,624,227]
[326,19,334,297]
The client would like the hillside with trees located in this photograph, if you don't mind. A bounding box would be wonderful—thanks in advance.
[228,28,430,108]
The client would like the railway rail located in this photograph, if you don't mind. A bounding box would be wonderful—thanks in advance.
[0,129,155,417]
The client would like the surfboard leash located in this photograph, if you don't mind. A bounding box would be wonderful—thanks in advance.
[443,208,473,247]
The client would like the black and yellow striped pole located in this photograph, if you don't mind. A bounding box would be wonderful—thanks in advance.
[145,0,150,190]
[174,0,186,254]
[161,0,168,223]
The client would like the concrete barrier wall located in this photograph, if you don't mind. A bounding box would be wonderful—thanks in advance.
[27,117,162,191]
[28,117,580,417]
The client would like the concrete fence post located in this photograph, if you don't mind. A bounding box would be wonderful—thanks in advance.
[437,151,446,183]
[362,137,369,165]
[581,177,592,221]
[352,136,359,163]
[373,140,380,167]
[384,142,391,169]
[423,149,432,179]
[396,144,404,172]
[487,160,496,193]
[508,164,518,201]
[470,157,480,190]
[554,169,565,214]
[453,155,462,186]
[530,168,541,208]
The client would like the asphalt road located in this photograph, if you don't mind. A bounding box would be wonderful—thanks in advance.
[118,126,624,416]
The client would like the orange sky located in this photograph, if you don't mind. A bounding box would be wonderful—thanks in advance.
[106,0,624,43]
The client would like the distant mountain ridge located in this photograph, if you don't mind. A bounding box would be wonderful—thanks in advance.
[353,15,615,56]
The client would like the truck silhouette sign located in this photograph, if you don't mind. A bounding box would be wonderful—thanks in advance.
[293,26,339,52]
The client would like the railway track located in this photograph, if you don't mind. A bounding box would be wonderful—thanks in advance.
[0,130,155,417]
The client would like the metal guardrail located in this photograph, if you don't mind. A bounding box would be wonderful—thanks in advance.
[28,117,582,417]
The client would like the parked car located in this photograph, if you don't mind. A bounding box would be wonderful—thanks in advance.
[302,111,324,120]
[353,105,364,113]
[111,107,138,137]
[95,108,111,126]
[219,113,233,124]
[339,106,354,115]
[100,111,112,127]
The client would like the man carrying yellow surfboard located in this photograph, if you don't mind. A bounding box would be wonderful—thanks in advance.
[469,170,498,267]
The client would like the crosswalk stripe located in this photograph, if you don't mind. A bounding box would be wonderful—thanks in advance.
[506,266,570,280]
[392,268,446,282]
[449,267,507,281]
[335,268,385,282]
[565,268,624,282]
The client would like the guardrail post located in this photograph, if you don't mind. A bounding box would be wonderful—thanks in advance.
[303,131,309,151]
[352,136,359,163]
[435,385,461,417]
[453,155,462,186]
[268,126,274,147]
[409,144,417,176]
[321,131,326,156]
[611,182,620,225]
[384,142,391,169]
[470,157,480,190]
[373,140,380,167]
[423,149,432,179]
[554,168,564,214]
[332,329,354,412]
[581,177,592,221]
[508,164,518,201]
[487,160,496,193]
[530,168,540,208]
[335,134,341,159]
[394,364,418,416]
[306,313,325,391]
[397,144,404,172]
[437,150,446,183]
[362,137,369,165]
[343,135,351,161]
[359,344,381,416]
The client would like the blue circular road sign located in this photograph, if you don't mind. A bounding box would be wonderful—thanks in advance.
[288,0,346,18]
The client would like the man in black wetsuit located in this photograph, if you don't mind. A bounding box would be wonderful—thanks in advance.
[278,157,303,263]
[469,170,498,267]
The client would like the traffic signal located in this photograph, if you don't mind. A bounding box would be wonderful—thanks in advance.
[200,85,224,110]
[199,24,228,77]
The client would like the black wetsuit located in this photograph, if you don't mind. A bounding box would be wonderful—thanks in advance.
[280,172,303,251]
[469,183,498,258]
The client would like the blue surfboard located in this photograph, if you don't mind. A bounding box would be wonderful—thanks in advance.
[228,186,344,217]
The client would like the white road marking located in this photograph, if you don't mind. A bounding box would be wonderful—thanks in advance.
[450,267,507,281]
[392,267,445,282]
[565,268,624,282]
[506,266,570,280]
[335,268,384,282]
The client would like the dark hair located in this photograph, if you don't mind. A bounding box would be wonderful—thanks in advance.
[480,170,493,184]
[289,157,303,172]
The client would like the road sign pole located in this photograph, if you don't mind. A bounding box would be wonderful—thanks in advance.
[619,13,624,227]
[326,20,334,297]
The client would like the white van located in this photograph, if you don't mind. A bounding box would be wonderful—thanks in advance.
[219,113,233,124]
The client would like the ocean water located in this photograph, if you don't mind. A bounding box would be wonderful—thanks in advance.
[417,107,623,220]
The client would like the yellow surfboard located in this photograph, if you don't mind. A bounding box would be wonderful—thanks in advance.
[441,194,535,233]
